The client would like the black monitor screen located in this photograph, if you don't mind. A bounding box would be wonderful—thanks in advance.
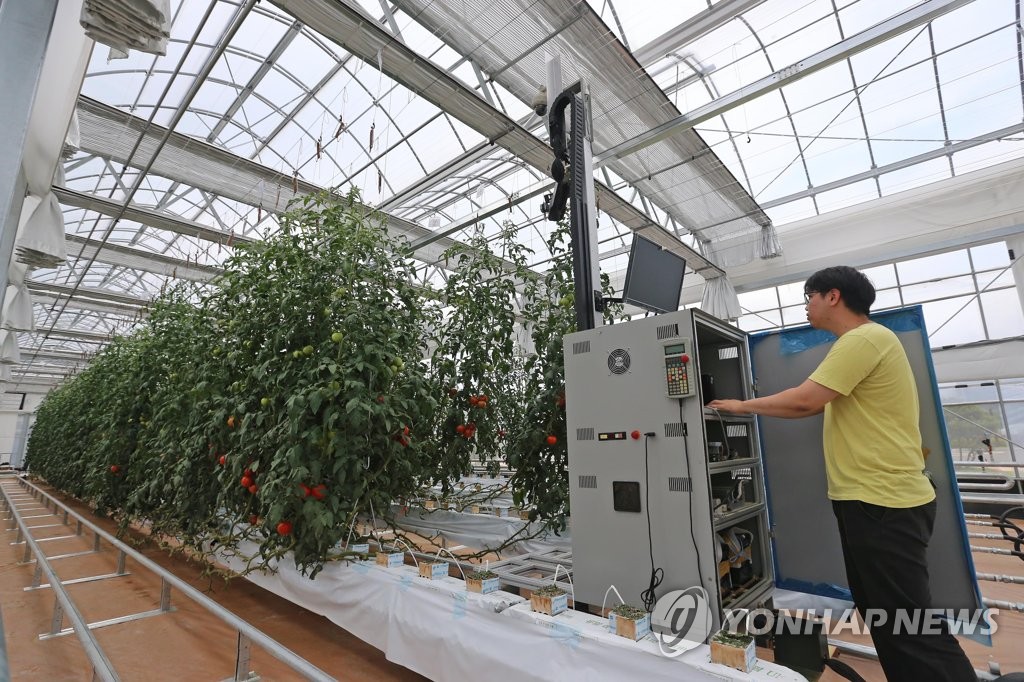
[622,235,686,314]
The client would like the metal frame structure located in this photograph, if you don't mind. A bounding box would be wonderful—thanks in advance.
[2,0,1021,396]
[0,474,335,681]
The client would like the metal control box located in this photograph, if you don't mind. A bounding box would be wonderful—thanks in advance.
[564,309,772,629]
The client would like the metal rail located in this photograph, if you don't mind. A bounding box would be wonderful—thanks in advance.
[4,476,335,681]
[1,479,119,681]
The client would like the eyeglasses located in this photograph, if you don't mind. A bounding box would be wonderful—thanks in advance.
[803,291,817,303]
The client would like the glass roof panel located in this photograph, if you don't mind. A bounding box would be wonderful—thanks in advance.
[952,140,1024,176]
[814,178,878,214]
[938,28,1022,141]
[878,156,951,195]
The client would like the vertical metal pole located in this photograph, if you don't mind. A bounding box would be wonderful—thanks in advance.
[116,550,126,575]
[62,509,68,525]
[31,562,42,587]
[159,579,172,612]
[49,600,63,635]
[14,526,23,544]
[0,0,58,305]
[234,632,252,681]
[93,532,101,552]
[76,519,82,536]
[22,543,31,564]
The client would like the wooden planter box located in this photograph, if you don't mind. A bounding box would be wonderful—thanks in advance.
[376,551,404,568]
[530,590,568,616]
[609,612,651,641]
[466,576,500,594]
[418,562,449,580]
[347,542,370,554]
[710,630,756,673]
[424,499,437,510]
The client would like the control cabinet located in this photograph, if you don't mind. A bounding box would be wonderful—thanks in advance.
[563,309,772,631]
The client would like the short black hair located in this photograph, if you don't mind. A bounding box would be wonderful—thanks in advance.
[804,266,875,316]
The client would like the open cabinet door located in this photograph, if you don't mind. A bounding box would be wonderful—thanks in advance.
[750,307,987,640]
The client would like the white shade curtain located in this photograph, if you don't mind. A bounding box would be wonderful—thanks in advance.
[701,275,742,323]
[80,0,170,56]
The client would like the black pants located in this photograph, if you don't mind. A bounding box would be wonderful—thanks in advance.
[832,499,976,682]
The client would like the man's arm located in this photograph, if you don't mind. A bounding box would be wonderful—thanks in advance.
[707,379,839,418]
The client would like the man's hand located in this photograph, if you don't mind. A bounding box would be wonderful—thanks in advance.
[707,399,749,414]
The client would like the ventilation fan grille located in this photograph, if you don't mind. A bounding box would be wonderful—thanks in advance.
[607,348,631,374]
[579,475,597,489]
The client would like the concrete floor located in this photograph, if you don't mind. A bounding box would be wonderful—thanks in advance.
[1,476,1021,681]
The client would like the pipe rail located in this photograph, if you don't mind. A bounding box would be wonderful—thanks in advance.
[1,480,119,681]
[4,476,335,681]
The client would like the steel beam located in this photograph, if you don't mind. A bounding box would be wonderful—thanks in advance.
[631,0,765,66]
[65,234,220,283]
[54,186,255,247]
[595,0,975,166]
[30,291,145,319]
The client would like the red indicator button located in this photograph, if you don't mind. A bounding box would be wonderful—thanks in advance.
[680,354,690,363]
[631,430,641,440]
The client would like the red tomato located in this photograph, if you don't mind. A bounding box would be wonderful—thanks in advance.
[456,424,466,434]
[240,476,253,488]
[249,515,259,525]
[248,484,258,495]
[276,521,293,536]
[311,484,327,501]
[300,483,312,498]
[110,465,120,474]
[218,455,226,466]
[546,435,557,445]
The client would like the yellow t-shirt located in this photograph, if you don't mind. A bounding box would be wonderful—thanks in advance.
[808,322,935,508]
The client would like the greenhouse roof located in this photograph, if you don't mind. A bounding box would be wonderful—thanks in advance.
[12,0,1024,388]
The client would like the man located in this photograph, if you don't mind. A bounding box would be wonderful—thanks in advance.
[708,266,975,682]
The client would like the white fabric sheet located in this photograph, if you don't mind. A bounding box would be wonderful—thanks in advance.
[217,544,806,681]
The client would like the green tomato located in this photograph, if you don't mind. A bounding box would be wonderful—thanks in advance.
[331,332,343,343]
[260,397,270,407]
[390,364,399,373]
[212,347,222,357]
[302,345,314,356]
[292,350,302,359]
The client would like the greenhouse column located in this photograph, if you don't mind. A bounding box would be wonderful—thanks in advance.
[1007,234,1024,318]
[0,0,59,312]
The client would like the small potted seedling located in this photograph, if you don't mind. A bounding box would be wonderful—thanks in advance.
[710,629,756,673]
[465,569,500,594]
[375,547,405,568]
[344,536,371,554]
[530,584,569,616]
[608,604,651,641]
[418,559,449,580]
